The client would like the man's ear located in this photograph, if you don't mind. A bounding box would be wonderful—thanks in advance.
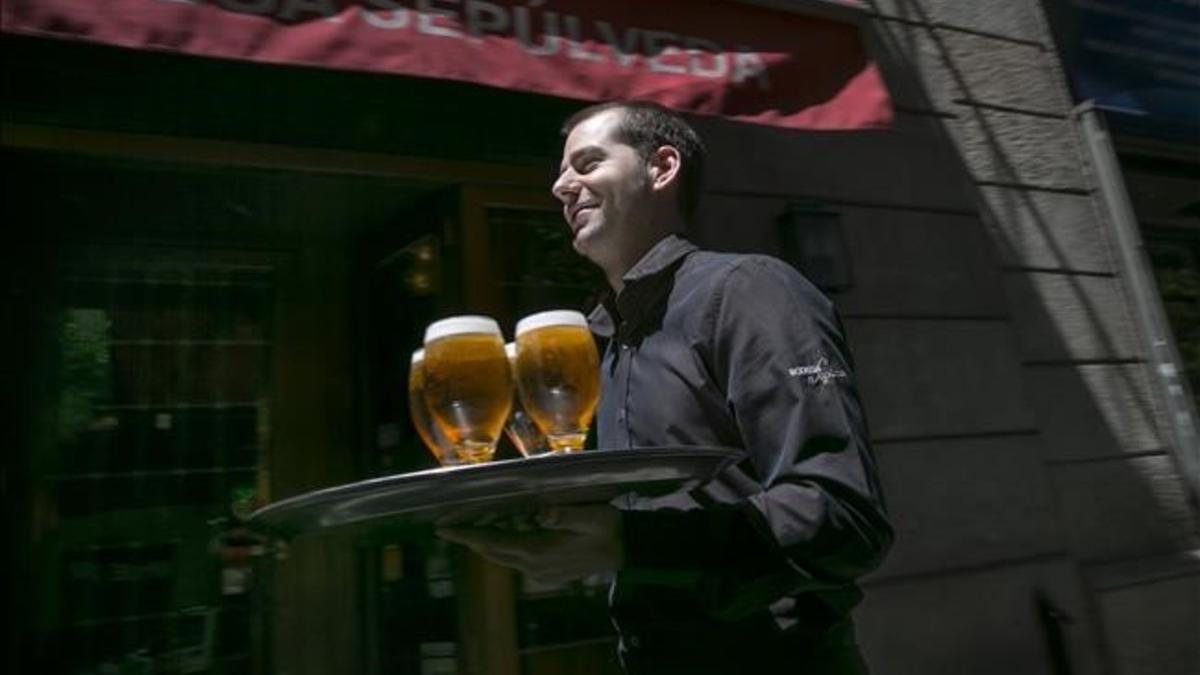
[647,146,682,192]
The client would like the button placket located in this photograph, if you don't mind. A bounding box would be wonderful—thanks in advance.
[619,339,633,447]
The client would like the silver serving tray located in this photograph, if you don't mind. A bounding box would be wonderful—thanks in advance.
[249,447,743,539]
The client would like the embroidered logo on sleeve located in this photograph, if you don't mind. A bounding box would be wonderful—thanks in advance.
[788,356,847,386]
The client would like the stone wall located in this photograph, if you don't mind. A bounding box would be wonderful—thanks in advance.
[693,1,1200,673]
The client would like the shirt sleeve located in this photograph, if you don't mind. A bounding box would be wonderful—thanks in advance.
[619,256,893,620]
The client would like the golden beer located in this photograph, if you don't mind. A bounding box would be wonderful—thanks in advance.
[514,310,600,452]
[504,342,550,457]
[422,316,513,463]
[408,349,458,466]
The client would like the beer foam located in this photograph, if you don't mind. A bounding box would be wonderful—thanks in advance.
[411,348,425,364]
[505,342,517,360]
[515,310,589,336]
[424,315,502,343]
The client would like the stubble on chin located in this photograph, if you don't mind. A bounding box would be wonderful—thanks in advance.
[571,233,598,266]
[570,228,610,273]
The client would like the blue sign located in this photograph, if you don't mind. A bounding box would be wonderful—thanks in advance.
[1049,0,1200,141]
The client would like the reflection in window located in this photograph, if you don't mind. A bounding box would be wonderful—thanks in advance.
[43,259,275,675]
[1147,235,1200,409]
[58,308,113,444]
[488,207,606,317]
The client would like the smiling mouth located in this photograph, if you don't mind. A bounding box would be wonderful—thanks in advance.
[570,205,597,231]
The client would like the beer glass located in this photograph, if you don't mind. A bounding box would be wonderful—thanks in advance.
[503,342,550,457]
[408,349,458,466]
[514,310,600,452]
[422,316,512,464]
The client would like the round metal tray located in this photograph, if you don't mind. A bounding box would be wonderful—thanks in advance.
[249,446,744,539]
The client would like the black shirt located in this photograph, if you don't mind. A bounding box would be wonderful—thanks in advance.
[588,235,892,673]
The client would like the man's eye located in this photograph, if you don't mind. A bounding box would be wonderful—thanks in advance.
[579,160,599,173]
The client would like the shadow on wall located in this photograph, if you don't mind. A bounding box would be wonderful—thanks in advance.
[857,3,1198,675]
[681,2,1200,674]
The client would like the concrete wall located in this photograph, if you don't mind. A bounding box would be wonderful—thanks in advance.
[694,1,1200,673]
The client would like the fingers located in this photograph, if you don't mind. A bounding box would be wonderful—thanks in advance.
[436,527,526,569]
[435,505,621,582]
[436,526,568,577]
[437,504,616,532]
[436,526,570,560]
[537,504,621,535]
[435,506,538,530]
[436,526,524,551]
[535,505,561,528]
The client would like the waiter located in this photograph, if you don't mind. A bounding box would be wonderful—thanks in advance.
[440,100,892,674]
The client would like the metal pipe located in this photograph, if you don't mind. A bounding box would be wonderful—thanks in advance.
[1074,102,1200,504]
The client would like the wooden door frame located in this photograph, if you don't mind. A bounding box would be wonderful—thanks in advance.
[458,185,562,315]
[2,123,551,189]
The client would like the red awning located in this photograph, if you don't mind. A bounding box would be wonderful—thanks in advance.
[2,0,892,131]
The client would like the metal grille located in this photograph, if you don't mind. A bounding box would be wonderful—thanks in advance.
[46,258,274,674]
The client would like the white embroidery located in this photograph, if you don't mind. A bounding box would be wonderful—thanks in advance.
[787,356,846,386]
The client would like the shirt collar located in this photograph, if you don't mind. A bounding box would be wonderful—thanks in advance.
[620,233,699,285]
[588,234,697,338]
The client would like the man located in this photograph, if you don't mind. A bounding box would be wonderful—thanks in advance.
[440,101,892,674]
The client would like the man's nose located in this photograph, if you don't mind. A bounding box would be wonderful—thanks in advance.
[551,171,578,204]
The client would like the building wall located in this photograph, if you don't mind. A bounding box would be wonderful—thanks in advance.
[690,1,1200,673]
[7,3,1197,672]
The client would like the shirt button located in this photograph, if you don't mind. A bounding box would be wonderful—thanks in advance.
[620,343,630,351]
[617,409,626,422]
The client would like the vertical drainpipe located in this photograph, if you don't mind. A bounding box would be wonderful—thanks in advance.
[1073,102,1200,506]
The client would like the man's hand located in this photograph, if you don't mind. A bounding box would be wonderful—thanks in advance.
[437,504,623,586]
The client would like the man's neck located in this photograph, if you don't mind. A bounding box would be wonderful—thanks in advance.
[606,229,681,293]
[604,207,687,292]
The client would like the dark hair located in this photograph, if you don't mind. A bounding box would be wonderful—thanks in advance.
[561,101,707,223]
